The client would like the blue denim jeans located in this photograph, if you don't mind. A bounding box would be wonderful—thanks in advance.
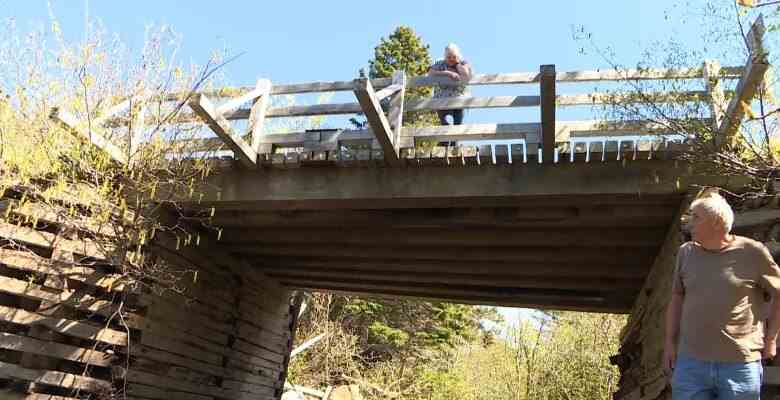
[672,353,763,400]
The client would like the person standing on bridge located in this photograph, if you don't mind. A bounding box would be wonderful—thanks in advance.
[664,192,780,400]
[428,43,472,126]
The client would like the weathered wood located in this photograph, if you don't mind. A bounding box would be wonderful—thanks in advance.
[188,93,257,168]
[0,221,117,261]
[0,361,111,391]
[252,257,650,278]
[178,160,747,211]
[278,278,634,313]
[50,108,128,165]
[261,269,645,291]
[0,305,127,346]
[220,226,665,247]
[556,91,710,106]
[353,78,400,165]
[540,65,556,163]
[229,243,658,264]
[126,383,215,400]
[249,79,272,155]
[132,344,225,378]
[0,275,120,318]
[0,249,124,292]
[217,79,271,115]
[374,83,403,100]
[0,332,113,367]
[387,70,406,152]
[703,60,725,133]
[717,16,768,148]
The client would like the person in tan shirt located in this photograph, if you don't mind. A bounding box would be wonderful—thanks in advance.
[664,192,780,399]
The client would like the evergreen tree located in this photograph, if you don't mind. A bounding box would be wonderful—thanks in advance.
[351,26,437,128]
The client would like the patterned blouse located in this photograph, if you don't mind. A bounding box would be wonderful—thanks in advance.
[430,59,470,98]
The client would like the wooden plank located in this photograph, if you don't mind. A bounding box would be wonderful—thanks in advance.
[0,305,127,346]
[353,78,400,165]
[703,60,725,132]
[249,79,272,155]
[0,275,121,318]
[126,383,215,400]
[556,91,709,106]
[0,221,116,261]
[221,226,665,247]
[387,70,406,152]
[132,344,225,378]
[0,361,110,391]
[150,65,746,113]
[50,108,128,165]
[0,332,113,367]
[228,243,659,265]
[277,278,632,313]
[374,83,403,100]
[217,79,271,115]
[262,269,643,291]
[222,379,277,397]
[188,93,257,168]
[140,332,224,366]
[0,249,124,292]
[717,16,767,147]
[126,370,245,399]
[540,64,556,163]
[252,257,649,279]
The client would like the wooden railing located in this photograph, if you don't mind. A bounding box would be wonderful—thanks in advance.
[51,17,768,169]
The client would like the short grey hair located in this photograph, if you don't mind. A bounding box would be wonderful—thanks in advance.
[444,43,463,60]
[691,193,734,233]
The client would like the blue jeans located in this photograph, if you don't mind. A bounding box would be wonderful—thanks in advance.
[672,353,763,400]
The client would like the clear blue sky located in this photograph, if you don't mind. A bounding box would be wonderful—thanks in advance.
[0,0,743,323]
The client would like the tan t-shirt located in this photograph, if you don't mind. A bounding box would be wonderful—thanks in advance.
[673,235,780,362]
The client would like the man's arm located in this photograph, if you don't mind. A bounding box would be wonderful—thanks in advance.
[429,67,460,80]
[663,291,684,373]
[764,298,780,359]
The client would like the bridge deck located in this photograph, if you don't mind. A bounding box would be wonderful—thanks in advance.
[176,160,745,313]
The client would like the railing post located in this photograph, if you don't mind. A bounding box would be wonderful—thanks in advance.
[703,60,724,134]
[540,64,556,163]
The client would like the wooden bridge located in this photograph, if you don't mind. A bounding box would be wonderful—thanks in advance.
[49,17,767,316]
[0,15,768,400]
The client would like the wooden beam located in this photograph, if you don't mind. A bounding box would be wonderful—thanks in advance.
[253,257,650,278]
[156,66,744,101]
[188,93,257,168]
[220,227,666,247]
[0,361,110,392]
[249,79,272,155]
[178,157,748,211]
[217,78,271,115]
[353,78,400,165]
[374,83,403,100]
[259,268,645,291]
[717,16,769,148]
[274,278,634,313]
[227,243,658,264]
[540,64,556,163]
[202,204,677,229]
[703,60,725,133]
[50,108,128,165]
[387,70,406,152]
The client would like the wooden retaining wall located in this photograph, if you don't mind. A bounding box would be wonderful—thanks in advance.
[0,189,297,400]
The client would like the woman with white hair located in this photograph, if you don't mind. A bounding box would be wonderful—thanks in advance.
[428,43,473,125]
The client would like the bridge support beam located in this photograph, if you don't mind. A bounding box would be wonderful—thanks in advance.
[353,77,402,166]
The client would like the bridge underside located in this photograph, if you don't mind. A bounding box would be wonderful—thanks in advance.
[180,160,740,313]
